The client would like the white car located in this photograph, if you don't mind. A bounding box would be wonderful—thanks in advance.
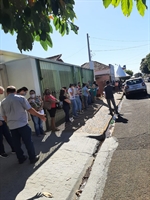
[123,77,147,98]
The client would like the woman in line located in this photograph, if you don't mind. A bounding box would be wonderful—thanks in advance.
[59,88,71,125]
[43,89,60,132]
[82,83,90,110]
[28,90,45,137]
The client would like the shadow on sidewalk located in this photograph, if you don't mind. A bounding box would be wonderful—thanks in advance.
[116,115,128,124]
[0,99,103,200]
[87,134,105,142]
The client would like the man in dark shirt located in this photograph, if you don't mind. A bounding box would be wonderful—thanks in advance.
[104,81,119,115]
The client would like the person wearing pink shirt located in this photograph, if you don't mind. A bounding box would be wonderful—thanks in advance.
[43,89,60,132]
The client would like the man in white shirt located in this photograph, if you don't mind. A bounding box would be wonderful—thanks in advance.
[0,86,15,158]
[1,86,46,164]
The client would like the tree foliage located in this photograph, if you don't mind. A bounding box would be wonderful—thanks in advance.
[125,69,133,76]
[0,0,78,52]
[140,53,150,74]
[103,0,148,17]
[0,0,148,52]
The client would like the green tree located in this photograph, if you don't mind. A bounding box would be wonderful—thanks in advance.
[0,0,148,52]
[103,0,147,16]
[0,0,79,52]
[140,53,150,74]
[125,69,133,76]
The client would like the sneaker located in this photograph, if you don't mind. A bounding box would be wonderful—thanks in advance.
[0,153,8,158]
[30,155,40,164]
[19,155,27,164]
[11,151,15,154]
[69,117,74,122]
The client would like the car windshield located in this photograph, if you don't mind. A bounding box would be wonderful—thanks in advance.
[126,79,143,85]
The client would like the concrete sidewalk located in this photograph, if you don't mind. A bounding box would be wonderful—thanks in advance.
[0,93,122,200]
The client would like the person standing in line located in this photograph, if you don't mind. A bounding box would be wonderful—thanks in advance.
[77,82,83,103]
[115,81,119,93]
[0,86,15,158]
[28,90,45,137]
[104,81,119,115]
[17,87,31,122]
[82,83,90,110]
[17,87,28,96]
[68,84,78,118]
[1,86,46,164]
[43,89,60,131]
[59,88,71,125]
[74,84,83,114]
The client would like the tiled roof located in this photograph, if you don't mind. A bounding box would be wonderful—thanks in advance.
[81,61,109,70]
[46,54,63,62]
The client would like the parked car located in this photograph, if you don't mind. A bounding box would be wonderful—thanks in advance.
[123,77,147,98]
[147,77,150,82]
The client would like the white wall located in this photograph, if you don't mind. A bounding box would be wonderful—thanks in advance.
[5,57,46,131]
[0,52,27,63]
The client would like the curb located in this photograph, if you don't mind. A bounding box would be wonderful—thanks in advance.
[71,93,124,200]
[66,93,124,200]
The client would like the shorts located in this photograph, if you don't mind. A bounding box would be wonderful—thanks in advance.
[48,107,56,118]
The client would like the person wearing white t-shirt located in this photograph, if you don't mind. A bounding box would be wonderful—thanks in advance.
[68,84,78,117]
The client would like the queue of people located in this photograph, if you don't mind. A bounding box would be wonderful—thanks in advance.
[0,81,98,163]
[0,86,46,164]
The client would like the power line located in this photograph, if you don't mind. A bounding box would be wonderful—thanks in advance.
[90,36,150,43]
[64,46,86,59]
[93,44,150,52]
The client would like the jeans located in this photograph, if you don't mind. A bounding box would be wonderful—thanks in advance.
[106,98,118,113]
[0,121,14,154]
[71,99,78,116]
[63,105,70,122]
[88,95,92,105]
[31,115,44,136]
[11,124,36,161]
[83,96,88,109]
[75,96,82,111]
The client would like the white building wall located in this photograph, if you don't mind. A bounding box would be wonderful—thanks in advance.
[0,51,27,63]
[5,57,46,131]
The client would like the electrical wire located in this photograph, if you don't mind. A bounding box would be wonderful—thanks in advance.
[63,46,86,59]
[93,44,150,52]
[90,36,150,43]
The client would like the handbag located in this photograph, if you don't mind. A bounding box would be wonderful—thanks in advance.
[56,101,63,109]
[43,101,51,110]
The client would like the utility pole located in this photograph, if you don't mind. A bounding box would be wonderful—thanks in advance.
[87,33,94,71]
[87,33,91,62]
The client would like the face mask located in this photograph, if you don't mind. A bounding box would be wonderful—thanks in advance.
[30,94,35,98]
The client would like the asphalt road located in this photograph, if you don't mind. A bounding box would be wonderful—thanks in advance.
[99,83,150,200]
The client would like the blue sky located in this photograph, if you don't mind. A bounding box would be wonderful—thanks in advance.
[0,0,150,74]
